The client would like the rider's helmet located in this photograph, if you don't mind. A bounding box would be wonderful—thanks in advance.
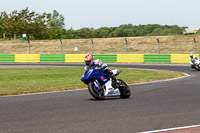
[195,57,198,60]
[190,54,193,58]
[84,54,94,66]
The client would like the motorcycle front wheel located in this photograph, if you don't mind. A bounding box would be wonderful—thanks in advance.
[88,82,105,100]
[117,79,131,99]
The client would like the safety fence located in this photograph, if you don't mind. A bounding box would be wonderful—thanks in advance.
[0,54,199,63]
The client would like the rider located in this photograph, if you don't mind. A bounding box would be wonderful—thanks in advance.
[189,54,199,68]
[83,54,121,95]
[84,54,113,76]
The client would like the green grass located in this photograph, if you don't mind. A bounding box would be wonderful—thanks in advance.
[0,67,185,96]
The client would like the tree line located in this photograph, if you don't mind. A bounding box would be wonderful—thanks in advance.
[0,8,193,40]
[0,8,65,40]
[68,24,187,39]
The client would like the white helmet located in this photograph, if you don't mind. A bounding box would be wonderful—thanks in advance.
[190,54,193,58]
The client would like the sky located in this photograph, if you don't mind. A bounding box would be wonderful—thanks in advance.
[0,0,199,30]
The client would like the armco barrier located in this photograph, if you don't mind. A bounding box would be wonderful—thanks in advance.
[117,54,144,63]
[144,54,171,63]
[0,54,15,62]
[92,54,117,63]
[65,54,85,63]
[40,54,65,62]
[15,54,40,62]
[171,54,199,63]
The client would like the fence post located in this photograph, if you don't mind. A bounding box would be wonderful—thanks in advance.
[91,39,94,54]
[28,39,30,54]
[14,34,16,40]
[60,39,63,54]
[157,38,160,54]
[125,38,128,54]
[3,33,5,40]
[194,38,196,54]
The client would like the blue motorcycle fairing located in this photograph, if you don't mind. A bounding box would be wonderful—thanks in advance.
[94,72,109,84]
[81,65,110,85]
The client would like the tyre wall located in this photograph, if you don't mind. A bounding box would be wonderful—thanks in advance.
[171,54,199,63]
[0,54,198,63]
[0,54,15,62]
[144,54,171,63]
[15,54,40,62]
[40,54,65,63]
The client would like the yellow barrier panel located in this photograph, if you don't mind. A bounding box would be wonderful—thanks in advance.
[15,54,40,62]
[171,54,199,63]
[117,54,144,63]
[65,54,86,63]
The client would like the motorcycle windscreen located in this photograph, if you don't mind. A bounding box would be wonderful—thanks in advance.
[81,69,95,82]
[82,69,97,82]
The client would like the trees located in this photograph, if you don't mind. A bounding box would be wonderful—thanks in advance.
[0,12,7,37]
[62,24,186,39]
[0,8,188,40]
[0,8,65,40]
[94,27,112,38]
[47,10,65,39]
[76,28,95,38]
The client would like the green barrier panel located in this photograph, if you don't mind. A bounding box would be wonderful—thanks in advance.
[92,54,117,63]
[144,54,171,63]
[40,54,65,62]
[0,54,15,62]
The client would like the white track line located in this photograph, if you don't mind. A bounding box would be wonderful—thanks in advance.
[126,68,190,86]
[129,72,190,86]
[0,68,190,98]
[139,124,200,133]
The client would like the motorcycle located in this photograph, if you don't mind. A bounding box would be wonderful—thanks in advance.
[192,59,200,71]
[81,66,131,100]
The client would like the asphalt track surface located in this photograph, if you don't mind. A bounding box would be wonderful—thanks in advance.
[0,63,200,133]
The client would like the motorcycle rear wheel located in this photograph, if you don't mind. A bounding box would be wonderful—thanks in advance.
[117,79,131,99]
[88,82,105,100]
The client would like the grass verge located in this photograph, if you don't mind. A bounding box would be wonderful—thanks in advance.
[1,36,200,54]
[0,67,185,96]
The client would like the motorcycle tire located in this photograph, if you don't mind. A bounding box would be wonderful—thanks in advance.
[117,79,131,99]
[88,82,105,100]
